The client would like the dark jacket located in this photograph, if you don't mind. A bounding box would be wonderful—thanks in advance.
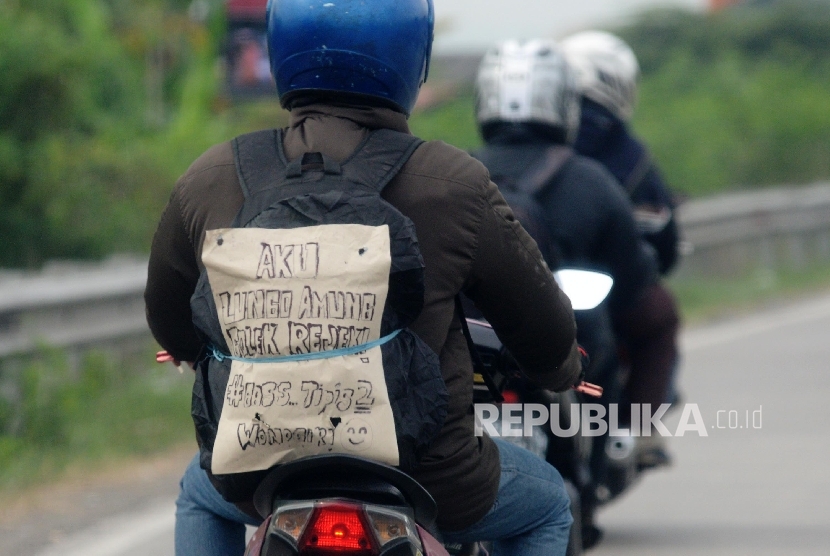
[574,98,680,275]
[144,103,582,531]
[474,127,659,317]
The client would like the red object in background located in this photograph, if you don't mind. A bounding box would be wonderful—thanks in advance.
[226,0,275,97]
[227,0,267,20]
[710,0,743,10]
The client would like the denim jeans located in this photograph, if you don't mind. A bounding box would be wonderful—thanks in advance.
[175,454,262,555]
[441,438,573,556]
[175,438,572,556]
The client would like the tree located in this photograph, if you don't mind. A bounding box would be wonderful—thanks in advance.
[0,0,222,267]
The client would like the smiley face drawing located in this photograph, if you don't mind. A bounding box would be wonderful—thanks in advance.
[339,418,373,452]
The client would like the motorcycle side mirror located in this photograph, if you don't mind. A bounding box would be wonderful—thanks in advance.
[553,269,614,310]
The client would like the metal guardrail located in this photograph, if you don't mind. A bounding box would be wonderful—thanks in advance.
[1,183,830,357]
[0,258,149,358]
[675,182,830,278]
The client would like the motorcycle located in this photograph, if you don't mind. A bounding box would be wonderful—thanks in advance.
[242,454,454,555]
[470,269,661,553]
[157,269,608,556]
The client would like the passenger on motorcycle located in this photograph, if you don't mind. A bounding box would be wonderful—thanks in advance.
[561,30,680,276]
[472,39,679,474]
[144,2,583,555]
[562,31,684,466]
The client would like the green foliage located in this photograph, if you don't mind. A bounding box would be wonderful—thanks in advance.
[617,2,830,196]
[409,91,482,152]
[621,1,830,76]
[0,0,230,268]
[670,258,830,324]
[0,345,193,492]
[0,0,145,265]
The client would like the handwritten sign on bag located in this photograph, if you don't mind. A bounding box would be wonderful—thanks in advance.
[202,225,399,474]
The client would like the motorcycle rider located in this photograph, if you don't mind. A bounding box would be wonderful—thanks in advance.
[561,30,680,276]
[472,39,680,543]
[144,2,583,555]
[562,31,684,463]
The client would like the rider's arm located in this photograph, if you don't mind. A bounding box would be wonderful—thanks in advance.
[598,188,660,315]
[144,186,203,362]
[634,164,680,275]
[145,143,243,362]
[463,180,582,392]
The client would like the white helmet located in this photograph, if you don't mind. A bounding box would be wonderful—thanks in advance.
[475,39,580,142]
[560,31,640,122]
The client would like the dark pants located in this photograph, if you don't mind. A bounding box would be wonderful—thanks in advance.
[613,282,681,422]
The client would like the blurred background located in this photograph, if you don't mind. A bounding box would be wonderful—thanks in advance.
[1,0,829,554]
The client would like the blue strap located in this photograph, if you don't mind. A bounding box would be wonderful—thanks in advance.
[211,329,401,364]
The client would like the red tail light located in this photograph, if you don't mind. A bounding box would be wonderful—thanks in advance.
[298,503,378,555]
[501,389,520,403]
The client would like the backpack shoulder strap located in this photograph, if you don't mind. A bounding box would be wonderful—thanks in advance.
[232,129,288,200]
[232,128,423,198]
[516,145,574,196]
[622,149,652,198]
[231,128,422,226]
[340,129,424,193]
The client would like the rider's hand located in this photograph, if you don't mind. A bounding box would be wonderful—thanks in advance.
[572,346,603,397]
[156,351,195,372]
[576,345,589,385]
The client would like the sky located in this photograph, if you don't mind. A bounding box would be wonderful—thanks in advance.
[432,0,708,52]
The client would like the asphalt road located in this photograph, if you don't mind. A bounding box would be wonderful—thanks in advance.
[11,291,830,555]
[592,292,830,555]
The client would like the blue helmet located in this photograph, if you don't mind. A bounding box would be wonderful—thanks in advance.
[266,0,434,116]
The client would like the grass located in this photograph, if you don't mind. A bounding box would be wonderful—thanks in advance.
[0,344,194,496]
[670,260,830,324]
